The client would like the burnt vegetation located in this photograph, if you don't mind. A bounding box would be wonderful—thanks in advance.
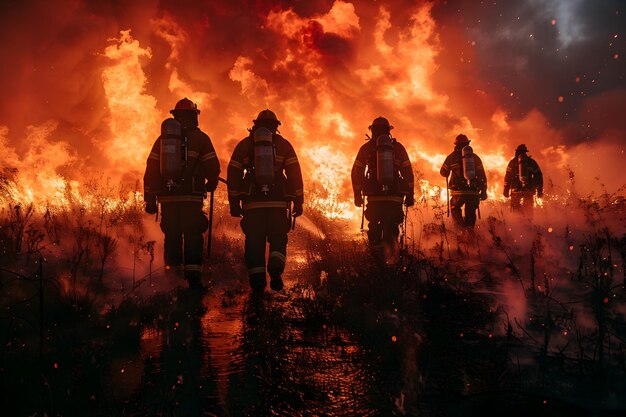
[0,178,625,416]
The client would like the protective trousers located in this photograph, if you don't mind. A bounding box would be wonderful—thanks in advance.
[240,207,291,278]
[365,200,404,260]
[160,202,208,277]
[511,191,534,216]
[450,194,480,228]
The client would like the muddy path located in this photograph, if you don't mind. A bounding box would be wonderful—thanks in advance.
[115,262,395,417]
[2,230,625,416]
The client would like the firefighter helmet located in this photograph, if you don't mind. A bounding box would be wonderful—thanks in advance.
[254,109,281,125]
[170,98,200,115]
[368,116,394,131]
[516,144,529,154]
[454,134,470,146]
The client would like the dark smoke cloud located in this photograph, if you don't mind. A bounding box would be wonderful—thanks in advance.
[0,1,366,128]
[431,0,626,143]
[0,1,113,140]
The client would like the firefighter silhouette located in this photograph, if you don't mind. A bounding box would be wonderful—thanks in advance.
[503,144,543,216]
[440,134,487,229]
[227,109,304,292]
[143,98,221,289]
[351,117,414,262]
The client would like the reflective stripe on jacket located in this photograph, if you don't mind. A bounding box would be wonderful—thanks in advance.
[143,126,220,204]
[504,156,543,192]
[351,139,414,197]
[227,132,304,209]
[440,148,487,192]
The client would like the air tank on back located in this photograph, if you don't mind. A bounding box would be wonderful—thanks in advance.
[160,118,184,190]
[518,155,529,188]
[462,145,476,181]
[253,127,275,186]
[376,134,395,189]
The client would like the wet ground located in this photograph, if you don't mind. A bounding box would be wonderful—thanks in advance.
[115,268,394,417]
[2,243,625,416]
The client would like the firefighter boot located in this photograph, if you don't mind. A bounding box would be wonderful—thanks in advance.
[270,273,284,291]
[249,273,267,292]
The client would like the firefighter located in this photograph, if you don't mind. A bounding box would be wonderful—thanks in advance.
[227,109,304,292]
[351,117,414,262]
[440,134,487,229]
[503,144,543,215]
[143,98,221,289]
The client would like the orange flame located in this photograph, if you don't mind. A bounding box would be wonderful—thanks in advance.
[2,1,618,222]
[101,30,160,172]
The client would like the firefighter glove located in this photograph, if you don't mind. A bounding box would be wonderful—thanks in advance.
[480,188,488,201]
[293,201,303,217]
[503,187,510,198]
[230,201,243,217]
[205,177,219,193]
[404,194,415,207]
[537,189,543,198]
[145,200,157,215]
[354,191,364,207]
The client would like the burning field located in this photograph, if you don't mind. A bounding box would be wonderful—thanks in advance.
[0,0,625,416]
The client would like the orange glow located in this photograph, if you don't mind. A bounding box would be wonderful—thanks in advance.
[0,1,616,222]
[102,30,161,171]
[305,145,356,220]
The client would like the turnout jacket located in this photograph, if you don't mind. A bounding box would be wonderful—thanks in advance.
[227,132,304,211]
[440,148,487,195]
[351,139,414,204]
[504,155,543,194]
[143,126,220,204]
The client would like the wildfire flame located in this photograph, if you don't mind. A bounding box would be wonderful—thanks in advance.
[101,30,161,171]
[0,1,621,220]
[304,145,355,220]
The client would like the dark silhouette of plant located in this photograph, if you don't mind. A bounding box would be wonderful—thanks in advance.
[97,234,117,283]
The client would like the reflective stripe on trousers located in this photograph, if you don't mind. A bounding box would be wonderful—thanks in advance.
[450,195,479,228]
[240,207,291,277]
[160,202,208,270]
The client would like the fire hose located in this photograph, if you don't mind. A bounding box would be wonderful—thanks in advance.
[400,203,408,254]
[446,176,450,218]
[207,190,214,257]
[360,193,365,231]
[207,177,228,258]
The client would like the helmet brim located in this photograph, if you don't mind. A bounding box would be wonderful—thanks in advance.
[253,119,281,125]
[368,124,394,130]
[171,109,200,115]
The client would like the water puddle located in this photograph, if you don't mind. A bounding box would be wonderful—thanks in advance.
[120,269,393,416]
